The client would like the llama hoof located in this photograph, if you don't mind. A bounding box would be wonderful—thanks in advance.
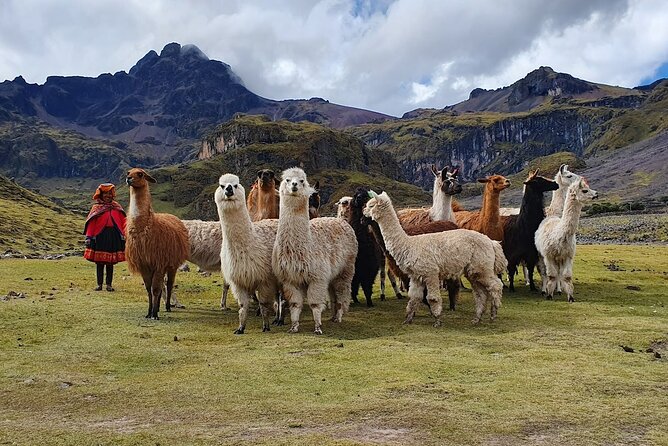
[234,326,245,335]
[272,319,284,326]
[433,320,442,328]
[262,325,270,332]
[396,293,404,300]
[402,317,413,325]
[568,296,575,303]
[165,306,171,312]
[545,295,553,300]
[380,294,386,301]
[314,327,323,335]
[174,303,186,309]
[220,306,228,311]
[288,326,299,334]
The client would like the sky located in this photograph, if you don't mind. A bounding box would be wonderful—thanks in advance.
[1,0,667,117]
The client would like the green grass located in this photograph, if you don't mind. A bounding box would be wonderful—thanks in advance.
[1,245,667,445]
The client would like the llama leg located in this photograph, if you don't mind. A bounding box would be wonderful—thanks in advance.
[150,273,165,320]
[387,270,403,299]
[273,290,286,326]
[424,276,443,327]
[330,276,352,323]
[307,281,328,335]
[257,285,277,332]
[544,261,558,300]
[379,265,386,301]
[165,269,176,312]
[445,279,459,311]
[230,283,252,334]
[489,277,503,321]
[469,280,488,325]
[220,282,230,310]
[507,264,517,292]
[537,256,547,295]
[351,276,361,304]
[404,280,424,325]
[523,264,530,286]
[283,284,304,333]
[362,280,374,307]
[141,271,153,318]
[563,258,575,302]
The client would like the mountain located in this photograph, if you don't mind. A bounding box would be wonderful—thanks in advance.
[350,68,668,189]
[0,43,390,164]
[0,174,84,255]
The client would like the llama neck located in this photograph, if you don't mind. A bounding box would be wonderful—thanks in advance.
[375,207,411,263]
[480,187,500,223]
[429,189,455,223]
[128,186,153,220]
[558,194,584,238]
[546,186,567,217]
[517,188,546,229]
[218,202,256,248]
[277,194,311,248]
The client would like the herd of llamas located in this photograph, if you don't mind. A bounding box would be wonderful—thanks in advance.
[123,163,597,333]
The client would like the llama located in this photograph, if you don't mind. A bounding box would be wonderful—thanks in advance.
[455,175,511,241]
[363,191,506,326]
[535,179,598,302]
[362,198,461,310]
[215,174,281,334]
[309,181,321,218]
[501,170,559,292]
[125,168,190,319]
[398,165,462,226]
[247,169,280,221]
[272,168,358,334]
[181,219,230,310]
[336,196,352,220]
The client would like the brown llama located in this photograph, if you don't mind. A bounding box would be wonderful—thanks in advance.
[247,169,280,221]
[125,168,190,319]
[455,175,511,242]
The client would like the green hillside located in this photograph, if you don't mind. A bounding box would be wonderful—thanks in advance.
[0,174,85,255]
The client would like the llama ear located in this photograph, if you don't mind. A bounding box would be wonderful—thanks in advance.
[145,172,157,183]
[430,164,439,177]
[257,170,263,178]
[451,167,460,177]
[440,166,450,179]
[478,178,489,183]
[559,164,567,175]
[368,190,378,199]
[313,180,320,190]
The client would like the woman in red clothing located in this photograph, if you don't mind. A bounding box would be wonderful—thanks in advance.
[83,183,127,291]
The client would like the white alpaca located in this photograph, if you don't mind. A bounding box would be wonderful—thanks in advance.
[546,164,582,218]
[397,165,462,225]
[535,178,598,302]
[272,167,358,334]
[214,174,280,334]
[363,191,506,327]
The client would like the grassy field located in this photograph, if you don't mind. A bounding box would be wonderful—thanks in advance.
[0,245,667,445]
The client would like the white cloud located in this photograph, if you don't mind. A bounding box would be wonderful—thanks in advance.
[1,0,667,116]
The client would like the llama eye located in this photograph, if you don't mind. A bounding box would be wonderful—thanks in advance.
[234,184,238,189]
[300,180,304,184]
[582,189,589,193]
[567,175,572,178]
[138,173,143,177]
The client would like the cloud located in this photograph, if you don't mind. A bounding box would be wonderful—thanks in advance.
[1,0,667,116]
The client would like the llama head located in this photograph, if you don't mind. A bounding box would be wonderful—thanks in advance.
[431,165,462,196]
[363,190,393,221]
[256,169,277,189]
[554,164,581,189]
[336,196,353,220]
[126,168,157,189]
[478,174,511,192]
[214,173,246,210]
[523,169,559,193]
[280,167,315,198]
[569,178,598,202]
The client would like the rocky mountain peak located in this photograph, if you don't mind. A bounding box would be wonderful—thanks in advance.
[508,66,595,105]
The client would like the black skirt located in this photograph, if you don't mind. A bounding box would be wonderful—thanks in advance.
[84,227,126,264]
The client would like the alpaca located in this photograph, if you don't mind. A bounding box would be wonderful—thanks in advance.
[362,200,462,310]
[215,174,281,334]
[272,168,358,334]
[336,196,352,220]
[455,175,511,241]
[125,168,190,319]
[501,170,559,292]
[535,179,598,302]
[181,220,230,310]
[364,191,506,326]
[247,169,280,221]
[546,164,583,218]
[308,181,321,218]
[398,165,462,226]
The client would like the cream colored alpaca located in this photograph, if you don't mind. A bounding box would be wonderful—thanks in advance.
[364,191,506,327]
[535,178,598,302]
[397,165,462,226]
[272,167,358,334]
[214,174,280,334]
[336,196,352,220]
